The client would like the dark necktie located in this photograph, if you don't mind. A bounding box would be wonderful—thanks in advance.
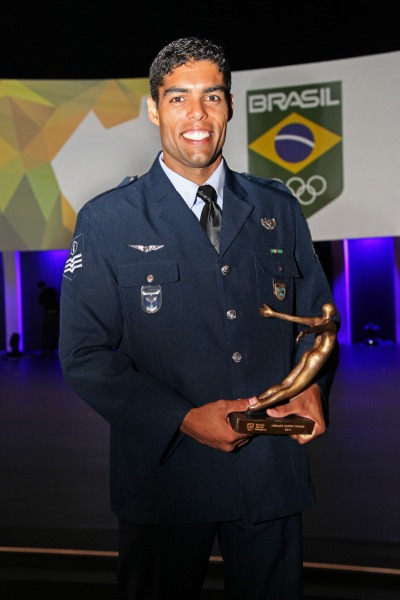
[197,185,222,253]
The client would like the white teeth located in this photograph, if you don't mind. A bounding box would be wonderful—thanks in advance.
[183,131,210,140]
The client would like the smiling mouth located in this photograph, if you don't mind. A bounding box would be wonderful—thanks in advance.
[182,131,211,140]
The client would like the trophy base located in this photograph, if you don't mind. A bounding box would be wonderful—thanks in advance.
[228,411,315,435]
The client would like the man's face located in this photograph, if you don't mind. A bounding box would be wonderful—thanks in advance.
[147,60,233,183]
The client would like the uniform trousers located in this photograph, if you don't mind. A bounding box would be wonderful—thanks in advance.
[117,513,303,599]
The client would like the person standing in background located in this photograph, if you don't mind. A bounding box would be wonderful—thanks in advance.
[59,37,340,599]
[37,280,60,356]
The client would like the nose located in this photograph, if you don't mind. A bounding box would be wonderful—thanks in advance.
[187,98,207,120]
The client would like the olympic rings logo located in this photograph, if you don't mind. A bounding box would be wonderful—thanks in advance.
[285,176,327,205]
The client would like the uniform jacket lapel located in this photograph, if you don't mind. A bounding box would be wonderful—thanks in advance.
[219,168,254,257]
[146,158,211,248]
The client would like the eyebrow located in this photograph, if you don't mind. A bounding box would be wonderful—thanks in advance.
[162,85,228,97]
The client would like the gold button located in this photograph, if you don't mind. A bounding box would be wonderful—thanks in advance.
[146,274,155,282]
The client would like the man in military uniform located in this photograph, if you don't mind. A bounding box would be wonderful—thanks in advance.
[59,37,339,599]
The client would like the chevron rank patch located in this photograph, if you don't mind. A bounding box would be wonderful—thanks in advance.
[63,234,84,280]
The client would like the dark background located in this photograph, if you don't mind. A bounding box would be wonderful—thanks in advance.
[2,1,399,79]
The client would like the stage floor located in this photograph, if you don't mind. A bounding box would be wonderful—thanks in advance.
[1,343,399,571]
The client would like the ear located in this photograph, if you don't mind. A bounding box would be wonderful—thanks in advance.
[227,94,234,122]
[147,96,160,126]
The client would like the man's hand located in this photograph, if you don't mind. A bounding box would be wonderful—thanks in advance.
[180,397,258,452]
[265,383,326,444]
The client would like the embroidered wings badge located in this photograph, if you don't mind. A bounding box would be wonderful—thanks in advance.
[128,245,164,253]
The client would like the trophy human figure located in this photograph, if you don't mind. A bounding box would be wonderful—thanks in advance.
[249,302,338,413]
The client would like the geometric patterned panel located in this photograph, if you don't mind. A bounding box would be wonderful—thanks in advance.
[0,78,150,250]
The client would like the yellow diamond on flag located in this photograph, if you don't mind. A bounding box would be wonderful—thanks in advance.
[248,112,342,174]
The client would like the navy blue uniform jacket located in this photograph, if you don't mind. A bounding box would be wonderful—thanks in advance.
[59,155,339,525]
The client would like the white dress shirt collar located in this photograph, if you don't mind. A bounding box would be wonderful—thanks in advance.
[158,153,225,212]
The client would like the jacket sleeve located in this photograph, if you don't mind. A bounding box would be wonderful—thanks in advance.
[58,205,192,460]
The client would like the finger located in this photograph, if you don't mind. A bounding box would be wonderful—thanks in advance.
[291,434,313,444]
[266,407,290,418]
[236,438,251,448]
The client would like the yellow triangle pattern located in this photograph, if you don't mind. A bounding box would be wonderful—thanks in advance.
[0,78,150,250]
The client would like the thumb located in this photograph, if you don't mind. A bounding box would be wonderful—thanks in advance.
[266,403,293,417]
[234,396,258,412]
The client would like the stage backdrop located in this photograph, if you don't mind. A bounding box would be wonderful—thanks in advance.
[0,51,399,251]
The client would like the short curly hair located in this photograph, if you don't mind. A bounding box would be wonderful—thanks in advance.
[149,37,231,105]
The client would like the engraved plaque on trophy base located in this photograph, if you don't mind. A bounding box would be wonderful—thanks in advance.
[228,411,315,435]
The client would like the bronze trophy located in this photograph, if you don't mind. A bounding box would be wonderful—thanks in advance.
[228,303,338,435]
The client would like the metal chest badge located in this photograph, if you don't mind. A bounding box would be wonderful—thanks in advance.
[273,281,286,301]
[141,285,162,313]
[261,218,276,230]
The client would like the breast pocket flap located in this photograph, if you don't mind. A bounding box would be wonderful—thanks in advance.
[255,253,300,278]
[118,261,179,287]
